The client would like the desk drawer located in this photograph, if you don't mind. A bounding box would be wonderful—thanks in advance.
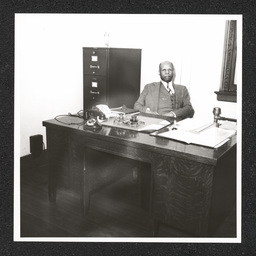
[83,48,108,76]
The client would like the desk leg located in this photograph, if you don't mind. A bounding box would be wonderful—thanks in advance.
[48,168,56,202]
[47,150,58,203]
[81,167,90,216]
[46,131,57,203]
[151,218,159,237]
[137,162,156,236]
[81,151,90,216]
[46,128,69,203]
[138,162,152,211]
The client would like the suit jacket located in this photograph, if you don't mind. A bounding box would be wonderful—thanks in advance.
[134,82,194,118]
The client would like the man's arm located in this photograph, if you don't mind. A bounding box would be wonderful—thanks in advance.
[134,85,149,112]
[172,86,194,118]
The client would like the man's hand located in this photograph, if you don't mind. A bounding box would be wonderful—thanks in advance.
[145,108,159,115]
[164,111,176,118]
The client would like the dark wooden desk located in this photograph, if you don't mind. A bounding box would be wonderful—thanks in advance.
[43,116,236,237]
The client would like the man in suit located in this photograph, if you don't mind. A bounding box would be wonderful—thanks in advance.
[134,61,194,119]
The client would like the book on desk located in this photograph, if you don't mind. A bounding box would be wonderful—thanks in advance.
[151,118,237,148]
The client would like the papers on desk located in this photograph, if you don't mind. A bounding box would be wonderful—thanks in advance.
[138,120,170,132]
[219,120,237,131]
[152,118,236,148]
[174,117,214,132]
[106,111,122,118]
[110,107,140,115]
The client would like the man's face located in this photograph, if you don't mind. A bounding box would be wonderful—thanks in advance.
[159,62,173,83]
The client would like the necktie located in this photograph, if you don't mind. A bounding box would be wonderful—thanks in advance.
[167,83,172,94]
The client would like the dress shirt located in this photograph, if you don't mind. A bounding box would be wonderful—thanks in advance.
[161,80,175,94]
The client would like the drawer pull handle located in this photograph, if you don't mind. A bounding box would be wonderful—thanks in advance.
[90,90,99,95]
[90,65,100,69]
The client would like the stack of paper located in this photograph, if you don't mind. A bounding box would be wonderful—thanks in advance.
[174,118,214,132]
[138,120,170,132]
[153,118,236,148]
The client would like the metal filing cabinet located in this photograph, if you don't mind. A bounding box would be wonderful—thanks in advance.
[83,47,141,112]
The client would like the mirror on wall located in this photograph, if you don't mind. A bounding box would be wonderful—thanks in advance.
[215,20,237,102]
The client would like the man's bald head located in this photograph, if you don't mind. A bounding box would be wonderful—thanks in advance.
[159,61,175,83]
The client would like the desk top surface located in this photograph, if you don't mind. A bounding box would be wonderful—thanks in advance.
[43,116,237,166]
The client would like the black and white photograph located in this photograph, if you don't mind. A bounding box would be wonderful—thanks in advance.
[14,14,242,243]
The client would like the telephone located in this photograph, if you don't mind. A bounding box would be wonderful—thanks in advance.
[84,104,110,129]
[96,104,112,116]
[84,108,105,120]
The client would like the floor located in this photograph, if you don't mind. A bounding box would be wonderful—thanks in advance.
[20,151,237,239]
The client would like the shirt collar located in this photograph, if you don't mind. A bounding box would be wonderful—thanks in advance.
[161,80,175,94]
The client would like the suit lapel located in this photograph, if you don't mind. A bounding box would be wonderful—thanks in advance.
[154,82,161,112]
[173,84,180,107]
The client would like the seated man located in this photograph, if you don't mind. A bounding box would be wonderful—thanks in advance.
[134,61,194,119]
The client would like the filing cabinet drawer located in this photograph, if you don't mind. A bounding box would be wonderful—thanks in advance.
[84,97,108,109]
[83,48,108,76]
[84,75,107,107]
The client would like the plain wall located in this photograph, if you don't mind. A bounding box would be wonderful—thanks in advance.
[15,14,242,157]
